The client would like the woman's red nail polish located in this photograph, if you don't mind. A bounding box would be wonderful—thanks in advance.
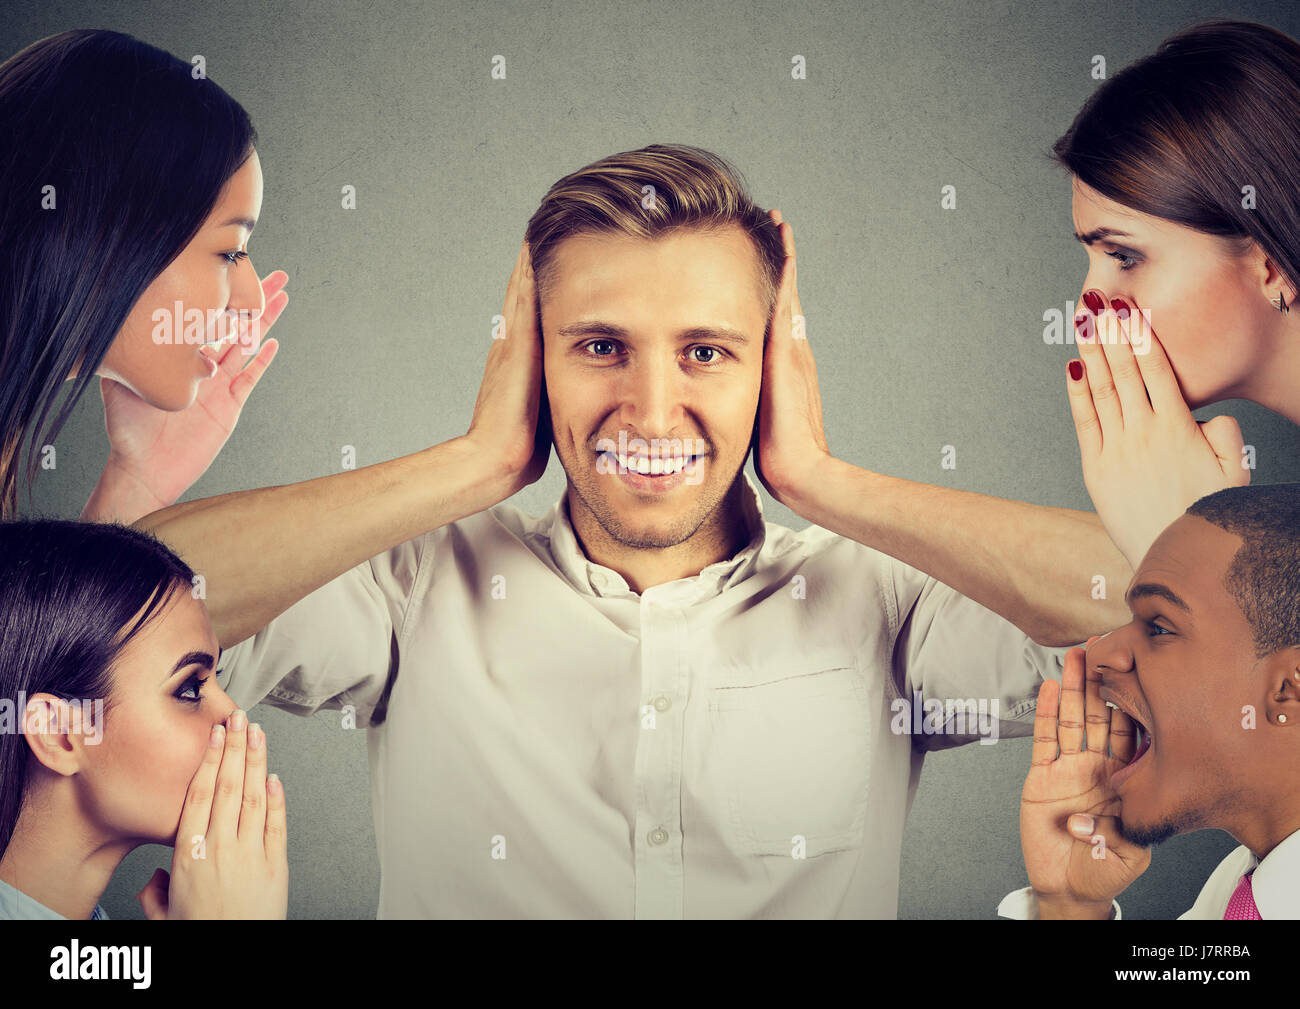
[1083,291,1106,314]
[1074,315,1091,340]
[1068,360,1084,381]
[1109,297,1129,318]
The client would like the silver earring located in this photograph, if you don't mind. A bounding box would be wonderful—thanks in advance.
[1281,714,1289,724]
[1272,291,1290,314]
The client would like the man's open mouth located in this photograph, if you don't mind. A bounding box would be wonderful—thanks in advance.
[1101,687,1155,785]
[1130,719,1153,763]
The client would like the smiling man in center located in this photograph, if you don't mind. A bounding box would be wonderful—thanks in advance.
[536,220,765,592]
[135,144,1140,918]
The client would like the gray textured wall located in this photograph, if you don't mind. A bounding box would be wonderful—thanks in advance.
[5,0,1298,919]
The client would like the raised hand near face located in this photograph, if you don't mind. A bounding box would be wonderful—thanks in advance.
[751,209,831,508]
[1068,292,1249,570]
[1020,641,1151,918]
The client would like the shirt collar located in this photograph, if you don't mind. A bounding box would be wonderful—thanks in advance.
[1250,826,1300,920]
[545,471,768,601]
[0,876,107,920]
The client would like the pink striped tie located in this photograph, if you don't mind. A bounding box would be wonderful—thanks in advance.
[1223,870,1262,920]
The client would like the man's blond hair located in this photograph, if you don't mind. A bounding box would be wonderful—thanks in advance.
[524,144,785,324]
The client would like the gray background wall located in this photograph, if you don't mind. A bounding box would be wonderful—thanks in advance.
[5,0,1299,919]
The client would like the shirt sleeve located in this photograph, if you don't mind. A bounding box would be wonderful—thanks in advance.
[214,535,427,729]
[997,886,1121,920]
[885,554,1075,749]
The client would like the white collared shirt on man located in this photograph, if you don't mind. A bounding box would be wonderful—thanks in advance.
[218,472,1068,917]
[1179,828,1299,919]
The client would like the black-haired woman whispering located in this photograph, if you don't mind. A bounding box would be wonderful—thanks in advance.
[0,29,288,522]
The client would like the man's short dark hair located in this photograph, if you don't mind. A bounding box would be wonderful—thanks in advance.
[1186,483,1300,658]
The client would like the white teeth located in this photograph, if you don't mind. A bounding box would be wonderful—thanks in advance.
[610,451,695,476]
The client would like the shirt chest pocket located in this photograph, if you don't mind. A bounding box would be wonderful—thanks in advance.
[705,659,870,858]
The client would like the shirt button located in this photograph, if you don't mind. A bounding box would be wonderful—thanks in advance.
[652,695,671,712]
[648,827,669,845]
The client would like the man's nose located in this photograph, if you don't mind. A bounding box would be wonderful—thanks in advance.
[621,355,685,433]
[1085,626,1136,683]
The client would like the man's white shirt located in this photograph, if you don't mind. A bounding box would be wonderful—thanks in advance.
[218,472,1068,917]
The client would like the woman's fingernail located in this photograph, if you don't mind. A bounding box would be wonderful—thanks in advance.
[1071,813,1096,835]
[249,723,264,749]
[1074,315,1091,341]
[209,724,224,747]
[1109,297,1129,319]
[229,709,246,731]
[1082,290,1106,314]
[267,773,282,795]
[1068,360,1084,381]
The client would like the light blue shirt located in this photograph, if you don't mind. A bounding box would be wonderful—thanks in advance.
[0,877,108,920]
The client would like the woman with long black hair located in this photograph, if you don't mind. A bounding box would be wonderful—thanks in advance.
[0,520,287,919]
[0,29,288,522]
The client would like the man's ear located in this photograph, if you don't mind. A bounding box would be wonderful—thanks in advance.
[1264,648,1300,727]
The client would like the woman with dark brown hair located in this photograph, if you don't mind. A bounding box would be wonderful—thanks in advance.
[729,20,1300,652]
[1055,18,1300,569]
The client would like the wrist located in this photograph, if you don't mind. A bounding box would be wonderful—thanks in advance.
[430,435,525,512]
[770,450,843,517]
[1033,889,1114,920]
[83,456,173,524]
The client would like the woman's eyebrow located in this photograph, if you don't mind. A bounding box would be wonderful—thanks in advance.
[1074,226,1134,245]
[217,216,257,232]
[161,649,217,683]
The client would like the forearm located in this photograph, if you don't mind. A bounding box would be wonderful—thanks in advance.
[133,435,510,647]
[784,456,1132,645]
